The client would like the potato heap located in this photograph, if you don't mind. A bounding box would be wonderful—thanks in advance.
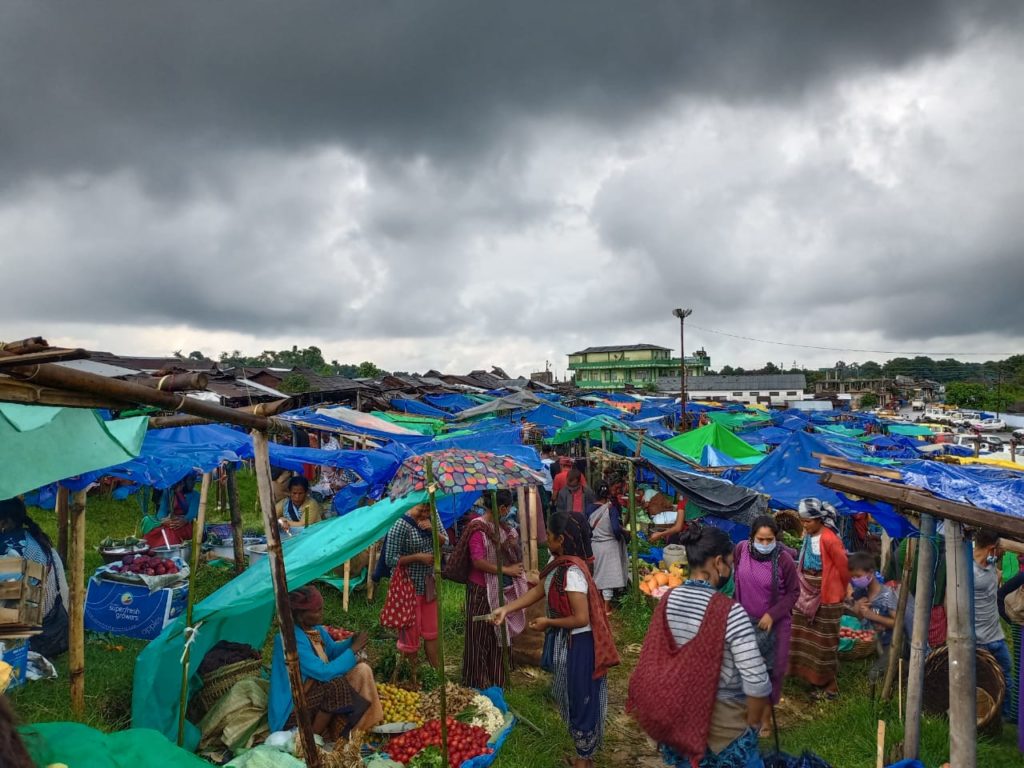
[379,683,424,725]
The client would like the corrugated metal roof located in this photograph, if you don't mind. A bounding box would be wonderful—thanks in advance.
[55,359,139,377]
[658,374,807,391]
[570,343,671,355]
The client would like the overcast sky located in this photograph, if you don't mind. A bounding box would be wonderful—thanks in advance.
[2,2,1022,379]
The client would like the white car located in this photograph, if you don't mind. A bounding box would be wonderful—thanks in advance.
[967,417,1006,432]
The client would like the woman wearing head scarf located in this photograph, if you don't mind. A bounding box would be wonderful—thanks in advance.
[787,498,850,700]
[456,490,528,690]
[269,585,382,738]
[732,515,799,736]
[493,513,619,768]
[0,498,69,658]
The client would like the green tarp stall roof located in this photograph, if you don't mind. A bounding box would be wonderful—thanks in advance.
[815,424,866,438]
[23,722,211,768]
[0,403,147,498]
[548,415,632,446]
[887,423,934,437]
[371,411,447,436]
[704,410,773,432]
[662,422,763,462]
[132,491,427,748]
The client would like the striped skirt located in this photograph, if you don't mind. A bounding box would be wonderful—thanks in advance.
[462,582,507,689]
[551,629,607,759]
[788,583,843,688]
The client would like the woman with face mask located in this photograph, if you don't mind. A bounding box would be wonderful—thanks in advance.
[732,515,799,736]
[788,497,850,701]
[629,522,771,768]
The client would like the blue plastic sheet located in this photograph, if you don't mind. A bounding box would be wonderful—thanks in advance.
[423,393,479,413]
[389,398,452,419]
[900,461,1024,518]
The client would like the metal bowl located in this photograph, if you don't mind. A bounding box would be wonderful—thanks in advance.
[99,543,149,564]
[245,544,268,564]
[151,543,191,562]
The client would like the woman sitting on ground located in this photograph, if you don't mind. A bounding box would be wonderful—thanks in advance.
[269,586,382,738]
[142,473,200,547]
[493,513,619,768]
[629,523,772,768]
[0,498,69,659]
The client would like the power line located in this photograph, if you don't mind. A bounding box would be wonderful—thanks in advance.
[688,324,1018,358]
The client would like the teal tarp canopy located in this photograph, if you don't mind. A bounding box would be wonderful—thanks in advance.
[663,422,763,462]
[0,404,147,498]
[816,424,866,438]
[132,491,427,747]
[704,410,772,432]
[548,415,631,445]
[887,424,934,437]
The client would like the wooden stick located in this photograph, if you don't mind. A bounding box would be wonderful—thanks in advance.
[177,473,210,745]
[148,398,293,430]
[0,347,88,368]
[876,720,885,768]
[225,464,246,573]
[528,487,539,576]
[252,431,320,768]
[342,560,351,613]
[56,486,69,565]
[882,535,915,701]
[628,467,640,595]
[367,543,377,602]
[425,459,449,767]
[945,521,976,768]
[903,514,936,760]
[516,486,530,573]
[68,489,87,717]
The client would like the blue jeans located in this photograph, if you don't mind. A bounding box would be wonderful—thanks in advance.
[981,639,1015,720]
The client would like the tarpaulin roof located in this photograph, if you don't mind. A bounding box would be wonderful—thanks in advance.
[133,492,425,747]
[663,422,763,462]
[741,426,793,446]
[706,410,773,431]
[900,461,1024,518]
[628,416,674,440]
[371,411,446,435]
[887,424,934,438]
[700,445,764,468]
[388,398,452,420]
[642,464,769,527]
[549,415,632,445]
[738,431,911,536]
[0,404,148,498]
[453,391,544,421]
[280,406,433,446]
[422,393,479,413]
[816,424,866,438]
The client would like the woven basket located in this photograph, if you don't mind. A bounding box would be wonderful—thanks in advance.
[774,510,802,537]
[196,658,263,715]
[923,646,1005,736]
[839,637,877,661]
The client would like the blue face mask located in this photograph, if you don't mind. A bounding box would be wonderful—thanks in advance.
[753,541,776,555]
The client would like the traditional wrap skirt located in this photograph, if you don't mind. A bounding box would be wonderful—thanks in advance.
[788,573,843,688]
[462,581,507,689]
[550,629,607,759]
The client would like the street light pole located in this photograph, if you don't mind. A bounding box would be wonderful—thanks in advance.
[672,308,693,431]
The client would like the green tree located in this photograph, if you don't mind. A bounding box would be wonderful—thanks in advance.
[719,365,736,376]
[859,360,883,378]
[279,373,312,394]
[945,381,987,409]
[859,393,879,409]
[762,362,781,374]
[356,361,386,378]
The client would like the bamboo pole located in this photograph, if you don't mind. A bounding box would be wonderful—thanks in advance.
[944,521,976,768]
[69,489,88,717]
[226,464,246,572]
[628,466,640,595]
[252,431,321,768]
[425,459,449,767]
[584,435,593,487]
[903,514,936,760]
[876,720,885,768]
[491,492,512,687]
[177,473,210,745]
[882,535,916,701]
[528,487,539,575]
[516,486,530,572]
[342,560,351,613]
[56,485,69,565]
[367,543,377,602]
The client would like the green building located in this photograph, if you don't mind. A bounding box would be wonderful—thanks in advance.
[568,344,711,390]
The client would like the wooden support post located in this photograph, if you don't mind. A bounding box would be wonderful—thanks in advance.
[252,431,320,768]
[491,492,512,687]
[876,720,886,768]
[527,487,540,576]
[945,521,976,768]
[628,465,640,595]
[226,464,246,573]
[367,543,377,602]
[584,435,593,487]
[56,485,69,565]
[68,489,87,717]
[178,473,210,746]
[882,535,915,701]
[516,486,530,573]
[425,459,449,767]
[903,514,936,760]
[600,428,608,453]
[342,560,351,613]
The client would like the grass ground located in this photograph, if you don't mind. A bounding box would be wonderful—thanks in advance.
[9,470,1024,767]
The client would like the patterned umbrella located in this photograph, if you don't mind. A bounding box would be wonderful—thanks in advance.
[388,448,548,500]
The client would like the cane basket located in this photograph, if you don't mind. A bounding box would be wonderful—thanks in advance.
[922,646,1005,736]
[196,658,264,715]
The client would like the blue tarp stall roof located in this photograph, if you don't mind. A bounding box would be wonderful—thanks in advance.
[776,415,810,432]
[422,393,478,413]
[629,416,674,441]
[388,398,452,420]
[741,426,792,446]
[700,445,763,468]
[601,392,641,404]
[571,405,627,420]
[738,431,913,536]
[280,406,433,446]
[612,432,702,477]
[864,435,899,449]
[131,493,426,748]
[900,461,1024,518]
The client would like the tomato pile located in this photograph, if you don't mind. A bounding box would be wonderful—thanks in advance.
[324,625,354,641]
[386,718,493,767]
[840,626,876,642]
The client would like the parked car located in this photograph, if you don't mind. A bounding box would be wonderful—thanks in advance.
[953,433,1007,453]
[1013,428,1024,441]
[967,417,1006,432]
[911,400,926,411]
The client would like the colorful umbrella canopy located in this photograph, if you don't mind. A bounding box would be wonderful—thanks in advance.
[388,449,548,500]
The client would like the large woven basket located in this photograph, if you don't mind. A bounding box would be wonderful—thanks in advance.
[196,658,263,715]
[838,637,877,661]
[922,646,1005,736]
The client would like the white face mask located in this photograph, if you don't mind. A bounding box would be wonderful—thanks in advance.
[753,541,776,555]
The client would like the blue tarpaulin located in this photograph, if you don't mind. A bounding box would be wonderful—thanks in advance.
[422,393,478,413]
[742,426,792,446]
[388,398,452,419]
[900,461,1024,518]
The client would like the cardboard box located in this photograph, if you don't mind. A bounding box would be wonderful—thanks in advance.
[84,578,188,640]
[0,639,29,690]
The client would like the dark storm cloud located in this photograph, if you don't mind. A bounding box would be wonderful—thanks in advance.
[0,1,1014,188]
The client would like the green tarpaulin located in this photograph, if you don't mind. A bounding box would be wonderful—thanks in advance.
[23,722,210,768]
[132,491,426,748]
[548,415,631,445]
[662,422,763,462]
[371,411,446,435]
[704,410,772,432]
[816,424,866,438]
[887,424,934,437]
[0,404,147,498]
